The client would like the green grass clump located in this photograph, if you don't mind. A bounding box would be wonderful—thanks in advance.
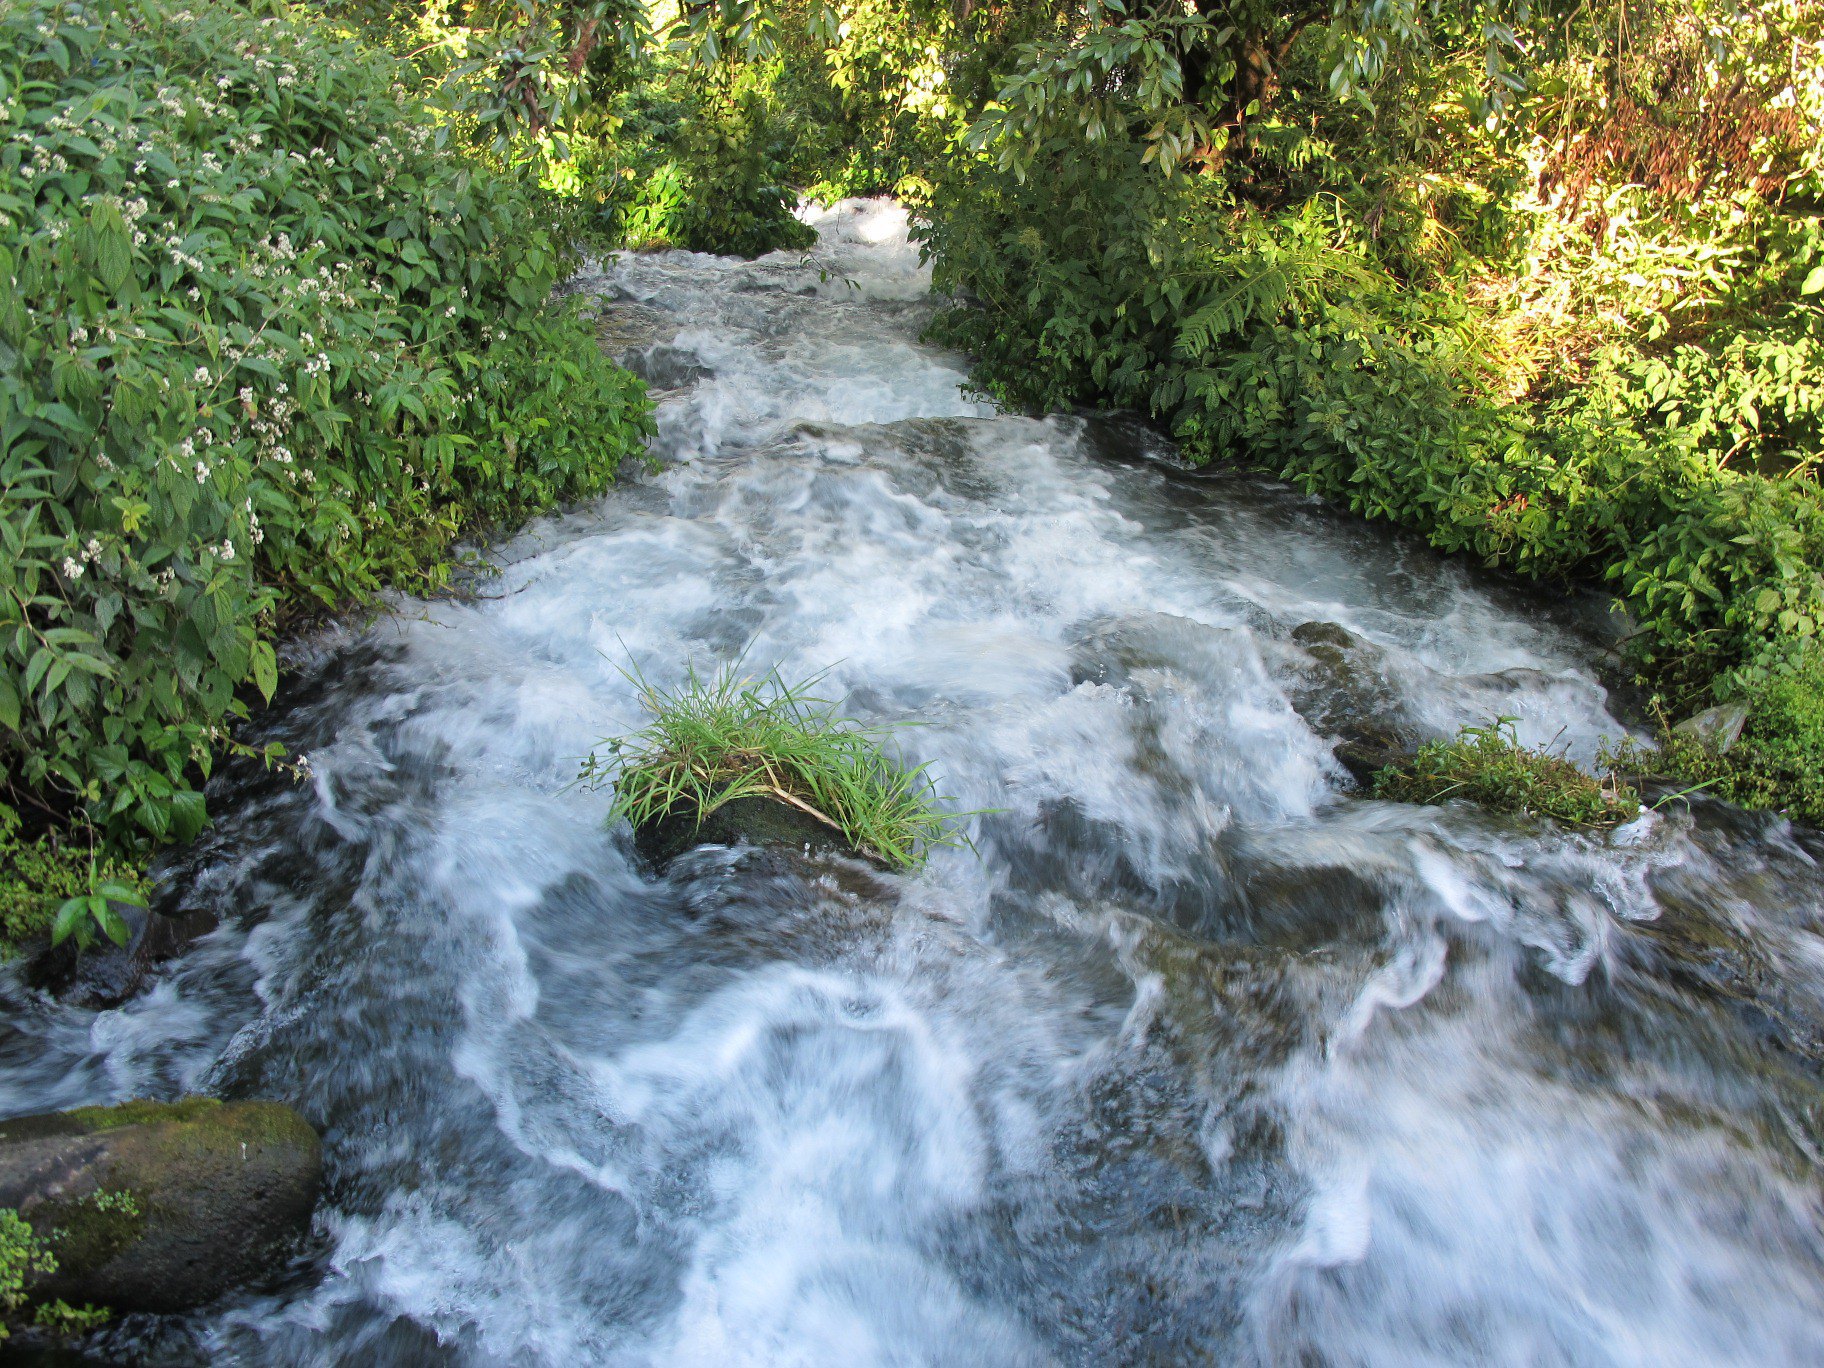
[1374,718,1641,829]
[582,662,966,870]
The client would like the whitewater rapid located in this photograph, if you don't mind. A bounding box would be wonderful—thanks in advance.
[2,199,1821,1366]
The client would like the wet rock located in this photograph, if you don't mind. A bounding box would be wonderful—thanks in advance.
[1626,892,1824,1071]
[633,795,855,873]
[0,1098,321,1315]
[628,343,712,390]
[1673,700,1752,752]
[1283,621,1420,785]
[23,904,219,1010]
[588,300,673,361]
[1330,731,1413,787]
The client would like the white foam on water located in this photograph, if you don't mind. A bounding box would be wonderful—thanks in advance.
[0,199,1818,1367]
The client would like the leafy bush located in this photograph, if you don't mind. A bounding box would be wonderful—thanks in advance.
[581,661,965,870]
[584,47,815,257]
[0,0,651,856]
[1374,719,1641,829]
[1609,647,1824,826]
[0,803,146,957]
[922,142,1824,693]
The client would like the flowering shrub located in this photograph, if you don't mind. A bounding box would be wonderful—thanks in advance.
[0,0,651,851]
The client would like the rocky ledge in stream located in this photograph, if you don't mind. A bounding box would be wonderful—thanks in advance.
[0,1097,321,1316]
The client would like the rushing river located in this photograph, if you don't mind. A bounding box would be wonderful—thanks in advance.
[4,200,1824,1365]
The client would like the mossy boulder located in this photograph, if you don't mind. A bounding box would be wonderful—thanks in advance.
[633,795,854,871]
[0,1098,320,1314]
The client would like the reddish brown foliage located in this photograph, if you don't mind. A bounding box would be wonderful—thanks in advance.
[1541,18,1807,215]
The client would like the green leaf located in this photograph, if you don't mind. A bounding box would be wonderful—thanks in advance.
[51,896,88,948]
[251,640,278,702]
[94,900,133,947]
[169,788,208,843]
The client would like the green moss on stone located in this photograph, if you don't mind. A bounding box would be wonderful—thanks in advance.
[31,1191,144,1282]
[64,1098,222,1133]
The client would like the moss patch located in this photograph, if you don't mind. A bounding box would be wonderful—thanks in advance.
[64,1099,221,1134]
[0,1098,220,1145]
[30,1192,143,1282]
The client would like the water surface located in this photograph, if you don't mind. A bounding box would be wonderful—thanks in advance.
[4,200,1823,1366]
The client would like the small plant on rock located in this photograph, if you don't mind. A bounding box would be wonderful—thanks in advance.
[581,661,967,870]
[1374,717,1641,829]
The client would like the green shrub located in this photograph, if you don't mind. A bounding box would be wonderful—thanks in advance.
[1374,719,1641,829]
[0,803,145,958]
[581,661,966,870]
[0,0,651,853]
[598,66,816,258]
[1610,648,1824,826]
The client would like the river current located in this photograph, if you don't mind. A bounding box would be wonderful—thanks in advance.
[3,200,1823,1365]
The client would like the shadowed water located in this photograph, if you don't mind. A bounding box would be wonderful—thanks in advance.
[2,200,1822,1365]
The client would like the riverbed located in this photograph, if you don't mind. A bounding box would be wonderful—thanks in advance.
[3,199,1822,1365]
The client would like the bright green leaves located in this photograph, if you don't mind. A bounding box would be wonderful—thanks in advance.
[50,882,139,950]
[87,201,133,295]
[250,639,278,704]
[0,0,653,865]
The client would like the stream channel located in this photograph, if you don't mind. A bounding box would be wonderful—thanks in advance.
[4,199,1824,1365]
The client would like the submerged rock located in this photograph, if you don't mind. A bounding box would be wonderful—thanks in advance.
[633,795,855,872]
[0,1098,321,1315]
[627,342,713,390]
[1283,620,1421,784]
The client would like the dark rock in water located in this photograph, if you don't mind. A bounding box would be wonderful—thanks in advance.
[1284,621,1420,786]
[23,904,219,1010]
[1626,893,1824,1071]
[1331,731,1413,787]
[633,795,854,872]
[0,1098,321,1315]
[628,342,712,390]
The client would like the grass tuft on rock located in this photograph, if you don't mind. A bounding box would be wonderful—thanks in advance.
[1374,718,1641,829]
[583,662,967,870]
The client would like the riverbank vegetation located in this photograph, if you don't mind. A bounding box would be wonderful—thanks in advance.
[0,0,651,947]
[1375,719,1641,830]
[537,0,1824,826]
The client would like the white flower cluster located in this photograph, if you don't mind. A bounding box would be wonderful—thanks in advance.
[166,235,207,274]
[61,535,104,582]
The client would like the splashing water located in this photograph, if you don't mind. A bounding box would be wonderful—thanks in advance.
[4,200,1823,1365]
